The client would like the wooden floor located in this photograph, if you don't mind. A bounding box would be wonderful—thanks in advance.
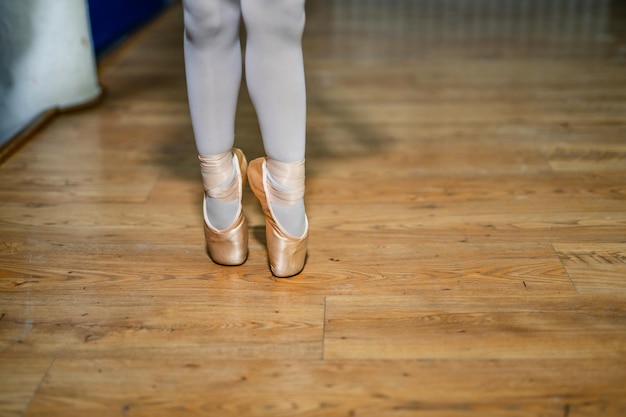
[2,1,626,415]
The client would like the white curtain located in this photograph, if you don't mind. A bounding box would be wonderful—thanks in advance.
[0,0,101,145]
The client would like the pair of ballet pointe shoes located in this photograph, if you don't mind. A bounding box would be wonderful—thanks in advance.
[202,148,308,278]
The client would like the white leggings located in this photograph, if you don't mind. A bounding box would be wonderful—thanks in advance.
[183,0,307,162]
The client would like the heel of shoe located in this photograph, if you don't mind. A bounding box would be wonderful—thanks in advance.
[248,157,308,277]
[266,224,308,278]
[203,209,248,266]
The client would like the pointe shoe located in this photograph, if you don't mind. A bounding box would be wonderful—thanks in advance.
[202,148,248,266]
[248,157,308,277]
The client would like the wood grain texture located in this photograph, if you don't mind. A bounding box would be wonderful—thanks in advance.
[0,359,51,417]
[25,359,626,417]
[1,0,625,415]
[324,295,626,360]
[555,243,626,294]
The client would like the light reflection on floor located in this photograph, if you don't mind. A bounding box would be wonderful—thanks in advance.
[305,0,626,59]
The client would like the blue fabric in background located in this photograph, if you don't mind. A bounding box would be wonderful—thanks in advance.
[87,0,171,55]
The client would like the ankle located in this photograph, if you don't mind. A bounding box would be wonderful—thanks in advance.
[266,158,305,202]
[199,150,240,230]
[266,158,307,237]
[198,150,237,200]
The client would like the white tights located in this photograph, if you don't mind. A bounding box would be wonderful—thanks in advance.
[183,0,307,161]
[183,0,307,235]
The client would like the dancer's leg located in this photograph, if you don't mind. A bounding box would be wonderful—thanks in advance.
[242,0,307,237]
[184,0,242,155]
[183,0,243,230]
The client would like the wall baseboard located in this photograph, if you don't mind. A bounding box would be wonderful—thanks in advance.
[0,89,104,165]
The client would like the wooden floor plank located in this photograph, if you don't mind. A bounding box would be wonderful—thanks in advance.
[0,358,51,417]
[0,293,324,360]
[0,239,574,296]
[555,243,626,294]
[25,358,626,417]
[324,295,626,360]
